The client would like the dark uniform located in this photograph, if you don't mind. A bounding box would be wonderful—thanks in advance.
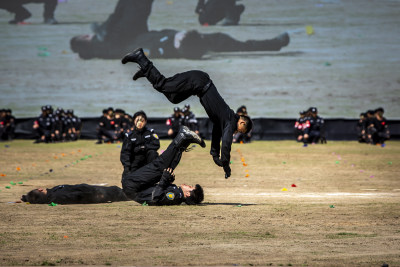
[367,108,390,145]
[195,0,245,26]
[120,126,160,176]
[122,137,194,205]
[182,106,199,134]
[21,184,128,204]
[97,109,118,143]
[34,106,55,143]
[303,107,325,144]
[122,49,241,178]
[356,112,367,143]
[166,107,183,138]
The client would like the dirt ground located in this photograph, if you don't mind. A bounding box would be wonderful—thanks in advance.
[1,0,400,118]
[0,140,399,266]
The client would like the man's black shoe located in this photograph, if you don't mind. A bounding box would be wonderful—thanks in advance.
[181,126,206,148]
[121,48,145,64]
[276,32,290,47]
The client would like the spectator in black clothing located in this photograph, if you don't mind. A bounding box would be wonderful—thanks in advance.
[166,107,183,139]
[195,0,245,26]
[364,109,376,144]
[0,109,15,141]
[120,110,160,178]
[21,184,128,204]
[96,107,119,144]
[294,110,306,142]
[367,107,390,146]
[182,104,200,135]
[302,107,326,145]
[122,126,205,205]
[71,28,290,60]
[33,105,55,143]
[233,105,252,143]
[0,0,58,24]
[357,112,367,143]
[122,48,253,179]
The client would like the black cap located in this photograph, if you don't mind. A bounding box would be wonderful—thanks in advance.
[308,107,317,113]
[102,109,108,114]
[174,107,180,112]
[41,106,46,111]
[115,108,125,114]
[133,110,147,121]
[184,104,190,109]
[66,109,73,115]
[367,109,375,115]
[375,107,384,113]
[107,107,114,112]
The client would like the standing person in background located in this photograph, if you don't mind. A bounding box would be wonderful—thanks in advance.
[0,0,58,24]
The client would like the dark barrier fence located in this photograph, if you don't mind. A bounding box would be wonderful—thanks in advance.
[13,117,400,141]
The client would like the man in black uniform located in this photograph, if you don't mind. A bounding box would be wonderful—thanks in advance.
[71,28,290,60]
[96,107,119,144]
[233,105,252,143]
[294,110,306,142]
[356,112,367,143]
[0,0,58,24]
[121,48,253,178]
[120,110,160,177]
[21,184,128,204]
[166,107,183,139]
[33,105,55,143]
[122,126,205,205]
[182,104,200,136]
[367,107,390,146]
[195,0,245,26]
[302,107,326,145]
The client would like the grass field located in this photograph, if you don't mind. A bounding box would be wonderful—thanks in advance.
[0,140,399,266]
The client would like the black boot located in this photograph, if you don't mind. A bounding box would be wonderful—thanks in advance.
[121,48,152,70]
[173,126,206,150]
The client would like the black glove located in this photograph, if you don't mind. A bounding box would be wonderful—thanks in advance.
[223,165,231,179]
[160,169,175,184]
[213,156,223,167]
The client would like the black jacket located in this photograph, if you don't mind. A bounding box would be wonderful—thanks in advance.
[200,84,238,167]
[120,127,160,169]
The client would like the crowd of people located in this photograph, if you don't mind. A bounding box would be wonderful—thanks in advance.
[0,109,15,141]
[33,105,82,143]
[294,107,326,146]
[357,107,390,146]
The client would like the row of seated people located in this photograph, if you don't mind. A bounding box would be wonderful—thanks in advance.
[0,108,15,141]
[294,107,326,146]
[33,105,82,143]
[357,107,390,146]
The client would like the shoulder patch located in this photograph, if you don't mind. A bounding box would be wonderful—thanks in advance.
[166,192,175,200]
[153,133,159,139]
[150,128,154,132]
[130,138,137,141]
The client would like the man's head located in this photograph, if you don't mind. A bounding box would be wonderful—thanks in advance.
[133,110,147,130]
[21,188,48,204]
[181,184,204,205]
[375,107,384,117]
[237,115,253,134]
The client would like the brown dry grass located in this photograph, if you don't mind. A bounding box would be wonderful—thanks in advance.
[0,140,399,266]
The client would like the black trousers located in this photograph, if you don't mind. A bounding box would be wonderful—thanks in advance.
[129,149,159,173]
[149,70,210,104]
[122,142,182,200]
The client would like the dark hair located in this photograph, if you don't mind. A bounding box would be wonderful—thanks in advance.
[185,184,204,205]
[21,189,48,204]
[240,115,253,134]
[133,110,147,121]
